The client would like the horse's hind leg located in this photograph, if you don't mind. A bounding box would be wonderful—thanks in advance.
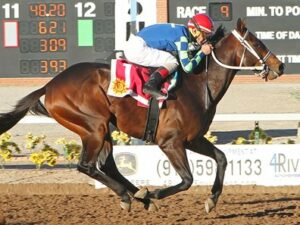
[49,113,132,210]
[43,70,136,211]
[77,132,133,211]
[186,137,227,213]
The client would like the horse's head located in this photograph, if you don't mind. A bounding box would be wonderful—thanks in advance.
[232,18,285,80]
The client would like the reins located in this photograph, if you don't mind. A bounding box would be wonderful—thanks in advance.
[204,28,272,108]
[211,29,272,77]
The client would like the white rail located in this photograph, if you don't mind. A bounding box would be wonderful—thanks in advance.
[214,113,300,122]
[19,114,300,124]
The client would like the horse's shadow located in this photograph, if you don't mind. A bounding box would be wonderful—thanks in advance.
[217,205,296,219]
[5,223,35,225]
[216,197,299,219]
[225,196,300,205]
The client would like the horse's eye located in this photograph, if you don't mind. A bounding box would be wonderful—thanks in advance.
[254,41,263,49]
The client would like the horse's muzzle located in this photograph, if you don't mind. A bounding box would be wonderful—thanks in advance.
[278,63,285,76]
[266,62,285,80]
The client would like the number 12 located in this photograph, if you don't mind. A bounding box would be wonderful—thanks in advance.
[74,2,96,17]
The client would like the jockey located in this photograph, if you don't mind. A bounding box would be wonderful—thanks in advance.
[124,13,214,98]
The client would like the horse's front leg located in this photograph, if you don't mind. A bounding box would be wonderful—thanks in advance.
[135,138,193,200]
[99,139,158,211]
[186,137,227,213]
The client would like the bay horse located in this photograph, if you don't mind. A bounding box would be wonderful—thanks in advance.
[0,19,284,212]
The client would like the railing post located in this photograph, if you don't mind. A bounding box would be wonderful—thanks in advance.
[297,122,300,139]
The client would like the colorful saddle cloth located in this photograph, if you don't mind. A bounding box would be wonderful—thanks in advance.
[107,59,178,108]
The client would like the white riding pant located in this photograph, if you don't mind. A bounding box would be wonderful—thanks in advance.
[124,35,179,73]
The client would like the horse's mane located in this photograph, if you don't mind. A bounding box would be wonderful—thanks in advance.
[190,25,227,75]
[209,25,226,46]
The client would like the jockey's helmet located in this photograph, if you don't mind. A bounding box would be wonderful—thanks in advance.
[187,14,214,38]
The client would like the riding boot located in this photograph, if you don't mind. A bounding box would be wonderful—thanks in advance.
[143,67,169,98]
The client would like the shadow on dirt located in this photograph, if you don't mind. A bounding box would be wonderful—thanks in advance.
[217,205,296,219]
[225,196,300,205]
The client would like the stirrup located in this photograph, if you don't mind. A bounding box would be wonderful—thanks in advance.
[143,87,167,98]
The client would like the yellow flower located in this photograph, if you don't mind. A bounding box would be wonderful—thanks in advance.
[0,132,11,144]
[111,131,120,141]
[67,154,73,161]
[48,158,56,167]
[29,153,39,163]
[204,131,218,144]
[55,138,67,145]
[26,143,33,149]
[112,79,127,95]
[235,137,247,145]
[119,132,130,143]
[265,137,272,144]
[0,150,12,161]
[37,153,46,161]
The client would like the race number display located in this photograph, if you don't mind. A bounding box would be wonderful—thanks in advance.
[0,0,115,77]
[168,0,300,74]
[209,2,232,21]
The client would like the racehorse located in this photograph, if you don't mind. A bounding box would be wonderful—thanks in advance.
[0,19,284,213]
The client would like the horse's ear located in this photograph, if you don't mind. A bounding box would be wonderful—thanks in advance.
[237,18,247,33]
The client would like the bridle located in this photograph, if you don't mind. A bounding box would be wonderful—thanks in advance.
[211,29,273,78]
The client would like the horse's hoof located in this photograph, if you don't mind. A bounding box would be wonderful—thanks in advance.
[0,214,5,225]
[134,187,148,199]
[120,201,131,212]
[204,198,216,213]
[147,200,159,212]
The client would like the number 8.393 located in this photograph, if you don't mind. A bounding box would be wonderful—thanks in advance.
[20,59,67,75]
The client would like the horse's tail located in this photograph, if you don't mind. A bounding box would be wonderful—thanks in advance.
[0,87,49,135]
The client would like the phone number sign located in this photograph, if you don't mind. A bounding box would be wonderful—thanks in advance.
[94,145,300,189]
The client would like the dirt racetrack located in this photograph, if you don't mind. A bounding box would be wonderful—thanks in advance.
[0,169,299,225]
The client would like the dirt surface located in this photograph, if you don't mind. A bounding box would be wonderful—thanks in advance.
[0,169,299,225]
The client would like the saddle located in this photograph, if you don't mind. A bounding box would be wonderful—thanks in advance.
[107,59,179,143]
[107,59,178,108]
